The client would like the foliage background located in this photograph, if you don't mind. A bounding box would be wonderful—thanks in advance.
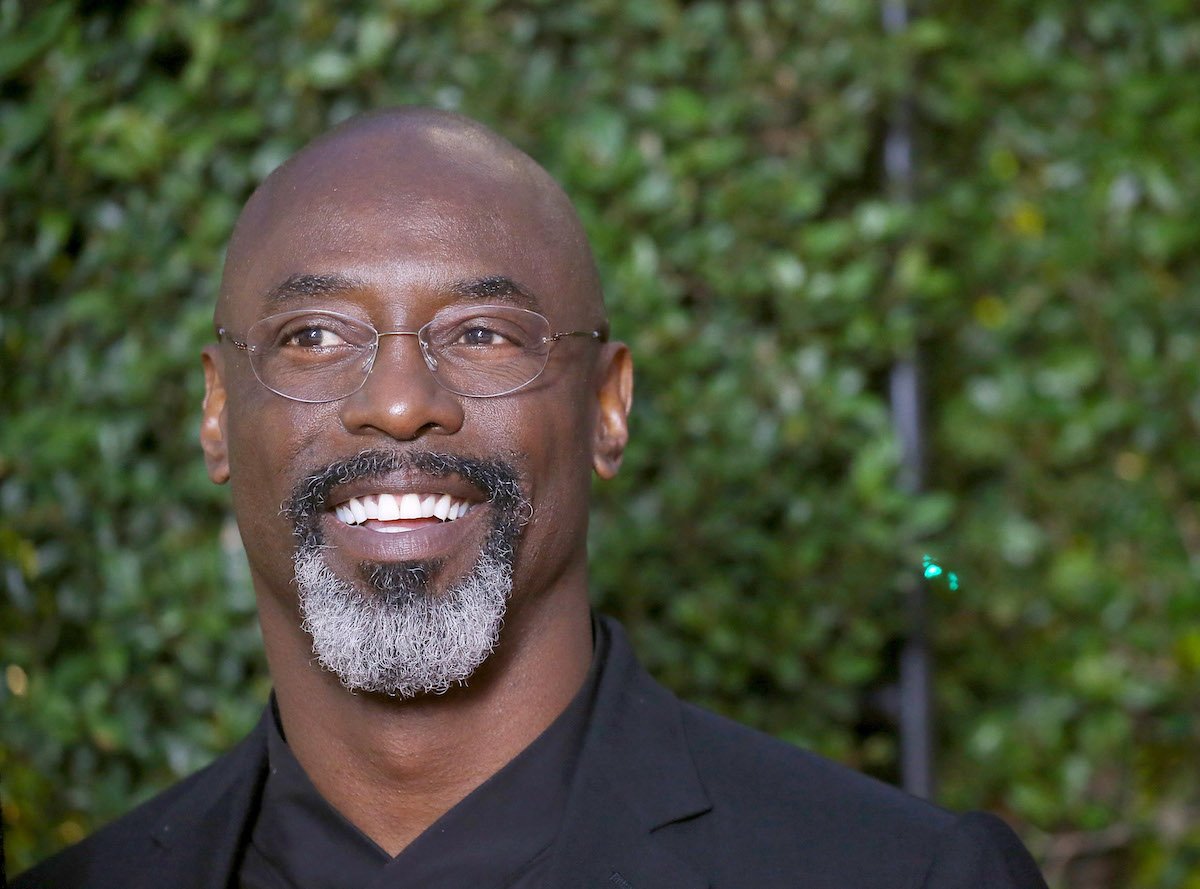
[3,1,1199,886]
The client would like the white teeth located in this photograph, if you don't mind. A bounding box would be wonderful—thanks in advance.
[333,492,472,526]
[433,494,452,520]
[377,493,401,520]
[399,493,422,519]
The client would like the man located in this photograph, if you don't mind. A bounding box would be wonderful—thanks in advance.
[17,108,1047,888]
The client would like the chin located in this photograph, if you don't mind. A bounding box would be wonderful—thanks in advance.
[293,539,514,698]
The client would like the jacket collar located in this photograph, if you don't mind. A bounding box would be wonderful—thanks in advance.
[546,616,712,889]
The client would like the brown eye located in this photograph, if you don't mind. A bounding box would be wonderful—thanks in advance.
[284,326,348,349]
[456,325,513,346]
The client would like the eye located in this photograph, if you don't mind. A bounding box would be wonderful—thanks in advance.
[428,307,543,352]
[281,325,349,349]
[455,324,514,347]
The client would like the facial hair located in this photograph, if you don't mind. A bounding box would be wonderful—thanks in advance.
[283,450,528,698]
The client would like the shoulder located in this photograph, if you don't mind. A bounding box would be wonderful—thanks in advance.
[676,702,947,869]
[13,764,216,889]
[596,616,1046,888]
[670,699,1046,888]
[681,699,949,830]
[667,705,1041,883]
[12,718,267,889]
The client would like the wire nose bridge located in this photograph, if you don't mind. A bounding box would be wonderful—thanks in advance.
[371,328,438,373]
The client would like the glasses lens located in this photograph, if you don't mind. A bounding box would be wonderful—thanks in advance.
[421,305,551,397]
[246,310,376,403]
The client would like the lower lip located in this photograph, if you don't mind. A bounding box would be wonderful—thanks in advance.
[320,507,485,562]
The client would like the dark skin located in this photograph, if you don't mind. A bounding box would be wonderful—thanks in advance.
[199,109,633,855]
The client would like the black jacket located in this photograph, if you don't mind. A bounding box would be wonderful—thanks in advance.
[16,617,1047,888]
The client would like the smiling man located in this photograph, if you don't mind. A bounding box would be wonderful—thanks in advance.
[16,108,1047,889]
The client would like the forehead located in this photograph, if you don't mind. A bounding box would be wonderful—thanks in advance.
[222,123,596,327]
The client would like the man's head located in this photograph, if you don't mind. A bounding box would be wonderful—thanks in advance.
[199,108,632,697]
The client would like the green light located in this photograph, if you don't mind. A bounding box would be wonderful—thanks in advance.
[922,554,959,591]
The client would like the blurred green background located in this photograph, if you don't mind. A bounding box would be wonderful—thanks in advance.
[3,2,1199,886]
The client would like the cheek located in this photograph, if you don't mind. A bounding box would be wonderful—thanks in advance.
[227,380,330,478]
[509,385,597,539]
[224,389,329,571]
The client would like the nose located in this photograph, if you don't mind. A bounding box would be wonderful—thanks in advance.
[338,332,465,440]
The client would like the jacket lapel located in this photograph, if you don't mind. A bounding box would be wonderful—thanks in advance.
[547,617,712,889]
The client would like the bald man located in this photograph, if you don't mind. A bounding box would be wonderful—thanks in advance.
[16,109,1047,889]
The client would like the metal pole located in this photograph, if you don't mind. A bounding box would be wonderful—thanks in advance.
[882,0,934,801]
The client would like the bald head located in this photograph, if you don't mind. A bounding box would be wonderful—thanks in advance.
[218,107,604,329]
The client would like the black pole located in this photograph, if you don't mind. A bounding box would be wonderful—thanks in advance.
[882,0,934,801]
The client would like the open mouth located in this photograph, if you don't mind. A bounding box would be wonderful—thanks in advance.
[332,492,476,533]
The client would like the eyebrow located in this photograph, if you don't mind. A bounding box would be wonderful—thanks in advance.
[261,273,366,309]
[259,273,543,313]
[449,276,542,312]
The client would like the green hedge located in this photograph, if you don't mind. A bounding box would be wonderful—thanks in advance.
[3,3,1199,885]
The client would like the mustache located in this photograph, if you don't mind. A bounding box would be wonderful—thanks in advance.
[282,449,528,550]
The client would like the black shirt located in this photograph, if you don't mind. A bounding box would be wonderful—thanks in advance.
[238,623,605,889]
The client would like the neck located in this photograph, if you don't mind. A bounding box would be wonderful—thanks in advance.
[257,578,593,856]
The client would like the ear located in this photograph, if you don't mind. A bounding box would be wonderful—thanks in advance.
[592,342,633,480]
[200,344,231,484]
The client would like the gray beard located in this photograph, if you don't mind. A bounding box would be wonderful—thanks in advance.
[293,544,511,698]
[282,450,527,699]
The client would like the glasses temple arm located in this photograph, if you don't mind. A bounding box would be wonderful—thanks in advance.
[547,330,608,344]
[216,328,251,351]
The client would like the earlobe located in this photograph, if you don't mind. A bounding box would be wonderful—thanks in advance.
[592,343,633,480]
[200,345,231,485]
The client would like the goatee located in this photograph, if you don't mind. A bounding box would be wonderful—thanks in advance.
[283,450,528,698]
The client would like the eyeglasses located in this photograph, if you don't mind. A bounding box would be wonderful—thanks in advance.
[216,305,607,403]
